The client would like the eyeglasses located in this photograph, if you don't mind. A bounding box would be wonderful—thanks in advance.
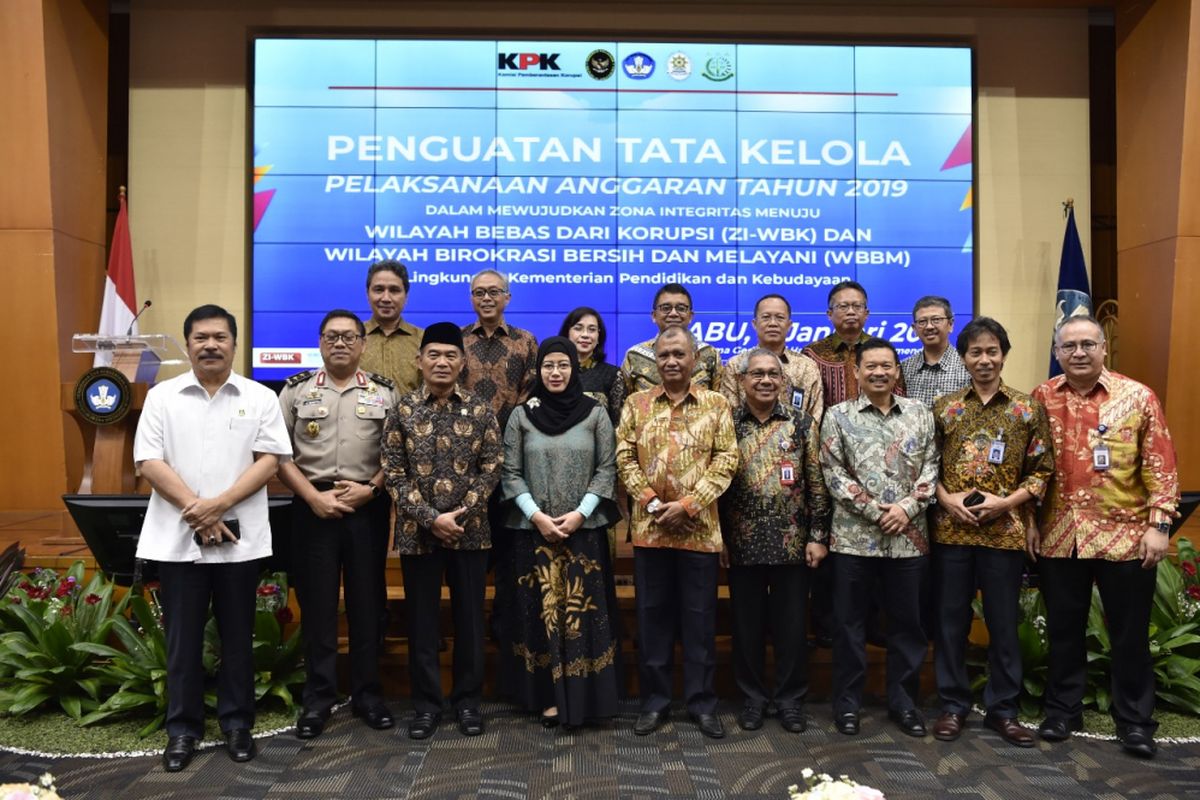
[541,361,572,373]
[914,316,949,328]
[656,303,691,314]
[321,332,363,345]
[1057,341,1100,354]
[745,370,783,381]
[830,302,866,313]
[471,287,508,299]
[570,323,599,334]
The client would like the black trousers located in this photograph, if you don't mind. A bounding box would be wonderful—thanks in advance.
[157,559,260,738]
[1038,556,1158,731]
[728,563,811,710]
[633,546,719,715]
[401,547,489,714]
[934,544,1024,717]
[831,552,928,715]
[291,493,389,713]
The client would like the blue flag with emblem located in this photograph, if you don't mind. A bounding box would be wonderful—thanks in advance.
[1049,204,1092,377]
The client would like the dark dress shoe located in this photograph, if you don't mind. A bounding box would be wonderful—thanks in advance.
[779,707,807,733]
[407,711,440,740]
[456,707,484,736]
[985,714,1035,748]
[295,708,330,739]
[691,712,725,739]
[354,703,395,730]
[634,709,669,735]
[540,712,560,729]
[1037,715,1083,742]
[737,704,765,731]
[888,708,927,738]
[835,711,860,736]
[932,712,966,742]
[226,728,257,762]
[1118,726,1158,758]
[162,735,197,772]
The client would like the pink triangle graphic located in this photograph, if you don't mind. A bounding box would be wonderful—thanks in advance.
[253,189,276,231]
[941,123,972,171]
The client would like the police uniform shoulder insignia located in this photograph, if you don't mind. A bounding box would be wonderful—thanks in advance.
[286,370,316,388]
[366,372,394,390]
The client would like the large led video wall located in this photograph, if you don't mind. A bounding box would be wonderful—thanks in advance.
[250,38,974,378]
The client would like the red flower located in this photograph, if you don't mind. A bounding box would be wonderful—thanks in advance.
[85,593,101,605]
[60,604,74,617]
[144,581,161,592]
[1182,561,1197,577]
[274,607,294,625]
[1188,585,1200,601]
[55,581,72,598]
[257,584,280,597]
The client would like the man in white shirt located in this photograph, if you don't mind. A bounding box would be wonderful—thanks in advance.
[134,305,291,772]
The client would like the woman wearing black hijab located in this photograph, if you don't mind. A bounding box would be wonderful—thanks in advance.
[500,337,622,729]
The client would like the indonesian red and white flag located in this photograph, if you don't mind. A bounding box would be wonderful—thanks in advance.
[94,190,138,367]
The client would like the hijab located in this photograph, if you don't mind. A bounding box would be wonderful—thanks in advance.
[525,336,597,436]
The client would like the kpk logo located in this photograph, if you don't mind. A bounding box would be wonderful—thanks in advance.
[498,52,562,71]
[586,49,615,80]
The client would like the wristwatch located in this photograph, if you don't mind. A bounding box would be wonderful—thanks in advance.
[1155,521,1171,535]
[646,498,662,515]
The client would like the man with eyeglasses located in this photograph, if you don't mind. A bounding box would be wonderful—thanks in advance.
[459,269,538,652]
[720,294,823,422]
[619,283,723,396]
[360,260,424,393]
[1029,315,1179,759]
[900,296,971,408]
[277,310,397,739]
[719,349,830,734]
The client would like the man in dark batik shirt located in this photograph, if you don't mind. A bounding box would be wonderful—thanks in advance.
[383,322,502,741]
[719,349,830,735]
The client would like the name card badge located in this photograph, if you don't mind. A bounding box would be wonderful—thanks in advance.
[780,459,795,486]
[790,388,804,409]
[1093,424,1110,471]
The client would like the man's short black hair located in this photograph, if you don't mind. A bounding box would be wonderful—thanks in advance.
[183,304,237,341]
[912,295,953,319]
[366,260,410,292]
[827,280,868,308]
[558,306,608,363]
[753,293,792,317]
[956,316,1011,357]
[319,309,366,337]
[653,283,693,310]
[854,336,898,367]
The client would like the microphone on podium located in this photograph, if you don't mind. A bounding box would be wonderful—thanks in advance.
[126,300,152,336]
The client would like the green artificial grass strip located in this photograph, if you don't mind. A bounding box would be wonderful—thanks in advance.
[0,707,296,755]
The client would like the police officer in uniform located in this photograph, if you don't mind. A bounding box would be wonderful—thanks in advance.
[278,309,397,737]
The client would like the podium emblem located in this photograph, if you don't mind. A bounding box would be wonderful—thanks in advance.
[75,367,133,425]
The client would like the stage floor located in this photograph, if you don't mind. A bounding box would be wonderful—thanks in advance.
[2,700,1198,800]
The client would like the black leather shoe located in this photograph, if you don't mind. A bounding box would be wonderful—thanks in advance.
[226,728,256,762]
[407,711,440,740]
[889,708,927,738]
[295,707,329,739]
[691,712,725,739]
[353,703,395,730]
[737,704,765,731]
[456,707,484,736]
[1118,725,1158,759]
[779,707,807,733]
[1037,715,1083,742]
[162,735,197,772]
[634,709,669,735]
[835,711,860,736]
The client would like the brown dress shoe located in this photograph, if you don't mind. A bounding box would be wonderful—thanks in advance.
[985,714,1035,748]
[932,712,966,742]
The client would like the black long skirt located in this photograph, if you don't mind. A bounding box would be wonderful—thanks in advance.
[502,526,621,727]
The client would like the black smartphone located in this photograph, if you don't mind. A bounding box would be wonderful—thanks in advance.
[963,490,985,508]
[193,519,241,545]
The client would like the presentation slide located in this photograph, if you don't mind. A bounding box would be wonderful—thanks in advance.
[250,38,974,379]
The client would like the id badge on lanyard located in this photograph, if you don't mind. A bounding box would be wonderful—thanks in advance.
[1093,424,1111,471]
[987,428,1006,465]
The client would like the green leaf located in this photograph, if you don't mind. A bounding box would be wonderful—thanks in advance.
[7,685,51,715]
[138,712,166,738]
[60,694,83,719]
[268,682,297,711]
[71,642,125,659]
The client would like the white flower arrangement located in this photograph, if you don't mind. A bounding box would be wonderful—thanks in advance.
[0,773,63,800]
[788,769,884,800]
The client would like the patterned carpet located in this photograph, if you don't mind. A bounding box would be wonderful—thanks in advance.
[2,701,1199,799]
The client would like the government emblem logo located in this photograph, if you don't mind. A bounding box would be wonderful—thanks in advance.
[667,52,692,81]
[622,52,655,80]
[702,54,734,82]
[74,367,133,426]
[586,49,615,80]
